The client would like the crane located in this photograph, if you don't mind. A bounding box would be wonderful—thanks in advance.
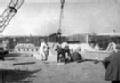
[0,0,24,33]
[0,0,24,61]
[57,0,65,43]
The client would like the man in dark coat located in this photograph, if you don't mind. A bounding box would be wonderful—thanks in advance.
[103,47,120,83]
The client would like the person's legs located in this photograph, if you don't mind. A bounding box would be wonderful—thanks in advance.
[57,53,60,62]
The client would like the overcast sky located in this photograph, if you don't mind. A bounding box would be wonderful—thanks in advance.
[0,0,120,36]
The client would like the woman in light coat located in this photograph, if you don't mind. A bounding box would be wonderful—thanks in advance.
[39,41,49,61]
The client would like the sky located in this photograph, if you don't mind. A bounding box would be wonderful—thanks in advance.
[0,0,120,36]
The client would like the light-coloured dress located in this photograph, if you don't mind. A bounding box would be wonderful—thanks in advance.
[39,42,49,61]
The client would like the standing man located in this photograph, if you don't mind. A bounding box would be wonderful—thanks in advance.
[102,45,120,83]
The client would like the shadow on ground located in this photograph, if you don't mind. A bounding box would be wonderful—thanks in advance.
[0,69,41,83]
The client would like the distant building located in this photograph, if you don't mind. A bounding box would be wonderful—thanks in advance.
[48,33,67,43]
[67,34,89,43]
[89,33,120,50]
[14,43,39,54]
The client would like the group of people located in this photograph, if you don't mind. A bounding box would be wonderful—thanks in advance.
[36,41,82,63]
[36,40,120,83]
[55,42,71,63]
[55,42,120,83]
[55,42,82,64]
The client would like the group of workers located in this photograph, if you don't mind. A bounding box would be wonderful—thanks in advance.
[55,42,82,63]
[37,40,82,64]
[2,0,120,83]
[37,40,120,83]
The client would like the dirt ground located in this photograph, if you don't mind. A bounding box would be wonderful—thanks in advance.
[0,54,111,83]
[32,62,110,83]
[0,47,112,83]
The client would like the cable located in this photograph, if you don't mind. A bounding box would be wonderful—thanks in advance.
[0,0,24,33]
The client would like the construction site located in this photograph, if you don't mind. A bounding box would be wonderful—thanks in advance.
[0,0,120,83]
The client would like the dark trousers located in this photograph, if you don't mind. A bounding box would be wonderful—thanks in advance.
[112,81,120,83]
[57,53,65,63]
